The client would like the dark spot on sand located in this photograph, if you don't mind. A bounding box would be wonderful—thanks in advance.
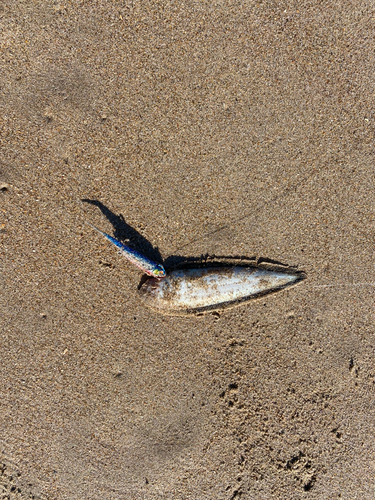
[303,475,316,491]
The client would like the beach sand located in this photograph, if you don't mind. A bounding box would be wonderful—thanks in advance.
[1,1,374,498]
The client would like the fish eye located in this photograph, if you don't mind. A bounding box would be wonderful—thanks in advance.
[154,266,166,277]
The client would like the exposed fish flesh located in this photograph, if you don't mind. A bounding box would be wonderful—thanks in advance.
[139,265,305,315]
[88,223,166,278]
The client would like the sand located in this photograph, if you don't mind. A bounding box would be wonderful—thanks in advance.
[1,1,374,499]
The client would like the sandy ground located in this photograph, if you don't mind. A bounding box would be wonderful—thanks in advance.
[1,1,374,499]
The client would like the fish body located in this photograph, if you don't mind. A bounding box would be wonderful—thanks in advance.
[88,223,166,278]
[139,265,304,315]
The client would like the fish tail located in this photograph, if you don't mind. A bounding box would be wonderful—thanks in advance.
[86,221,106,237]
[87,222,125,250]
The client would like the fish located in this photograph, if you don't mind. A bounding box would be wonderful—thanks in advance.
[138,265,305,315]
[88,223,166,278]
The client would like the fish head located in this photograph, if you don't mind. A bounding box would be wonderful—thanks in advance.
[152,264,167,278]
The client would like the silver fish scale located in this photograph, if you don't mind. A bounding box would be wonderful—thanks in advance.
[139,266,304,315]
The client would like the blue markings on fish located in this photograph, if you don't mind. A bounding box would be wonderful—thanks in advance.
[88,223,166,278]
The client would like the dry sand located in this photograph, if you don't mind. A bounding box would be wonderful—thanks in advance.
[1,1,374,499]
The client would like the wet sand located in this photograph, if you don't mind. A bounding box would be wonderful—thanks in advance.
[1,1,374,499]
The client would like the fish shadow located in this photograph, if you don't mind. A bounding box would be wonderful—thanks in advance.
[163,254,300,273]
[82,199,164,264]
[83,200,305,282]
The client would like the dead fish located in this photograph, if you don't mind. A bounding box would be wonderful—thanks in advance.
[88,223,166,278]
[139,265,305,315]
